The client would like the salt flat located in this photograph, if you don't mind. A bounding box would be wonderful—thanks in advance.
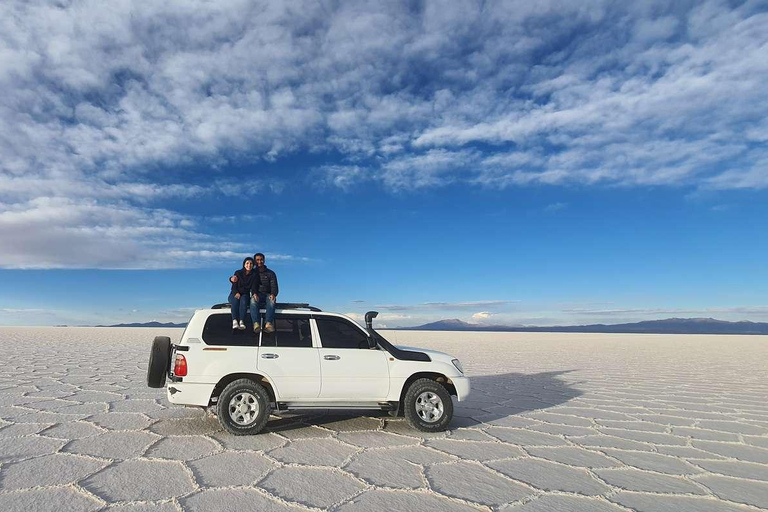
[0,327,767,512]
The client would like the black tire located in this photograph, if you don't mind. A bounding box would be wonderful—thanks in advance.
[217,378,271,435]
[147,336,171,388]
[403,378,453,432]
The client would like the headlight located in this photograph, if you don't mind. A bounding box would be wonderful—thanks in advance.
[452,359,464,374]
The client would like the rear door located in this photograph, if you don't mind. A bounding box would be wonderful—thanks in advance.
[315,316,389,399]
[256,314,321,399]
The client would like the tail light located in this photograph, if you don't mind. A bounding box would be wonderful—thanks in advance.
[173,354,187,377]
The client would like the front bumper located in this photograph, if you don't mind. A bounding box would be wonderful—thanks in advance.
[451,375,471,401]
[166,382,216,407]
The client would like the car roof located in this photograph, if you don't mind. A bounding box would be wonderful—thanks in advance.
[197,308,357,321]
[195,308,366,330]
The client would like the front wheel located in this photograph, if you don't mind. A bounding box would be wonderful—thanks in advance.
[217,379,271,435]
[403,378,453,432]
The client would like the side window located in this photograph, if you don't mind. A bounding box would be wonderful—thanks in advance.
[261,315,312,348]
[202,314,257,346]
[316,317,369,349]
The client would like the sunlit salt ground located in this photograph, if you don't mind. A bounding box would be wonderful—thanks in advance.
[0,328,767,512]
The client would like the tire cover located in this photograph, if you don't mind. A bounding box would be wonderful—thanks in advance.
[147,336,171,388]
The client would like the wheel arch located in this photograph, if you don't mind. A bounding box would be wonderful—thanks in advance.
[210,373,276,405]
[398,372,457,405]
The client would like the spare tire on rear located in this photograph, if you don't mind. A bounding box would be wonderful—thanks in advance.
[147,336,172,388]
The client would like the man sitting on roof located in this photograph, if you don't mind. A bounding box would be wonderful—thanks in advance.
[231,252,278,333]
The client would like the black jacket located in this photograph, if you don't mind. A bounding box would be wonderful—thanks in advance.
[252,265,279,297]
[231,268,257,296]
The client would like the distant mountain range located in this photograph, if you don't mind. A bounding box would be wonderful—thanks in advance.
[401,317,768,335]
[98,321,187,328]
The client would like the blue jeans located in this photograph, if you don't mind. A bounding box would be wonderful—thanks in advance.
[228,291,249,321]
[250,294,276,325]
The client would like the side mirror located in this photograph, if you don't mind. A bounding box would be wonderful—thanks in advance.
[368,336,377,349]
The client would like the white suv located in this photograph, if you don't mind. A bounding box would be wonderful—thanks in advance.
[147,303,470,435]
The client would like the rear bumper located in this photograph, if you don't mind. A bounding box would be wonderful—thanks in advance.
[166,382,216,406]
[451,375,471,401]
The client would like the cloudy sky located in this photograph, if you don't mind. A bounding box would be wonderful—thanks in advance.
[1,0,766,327]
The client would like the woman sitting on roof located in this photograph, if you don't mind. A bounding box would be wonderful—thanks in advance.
[228,257,256,330]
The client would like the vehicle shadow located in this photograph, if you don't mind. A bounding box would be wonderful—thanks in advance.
[264,370,583,434]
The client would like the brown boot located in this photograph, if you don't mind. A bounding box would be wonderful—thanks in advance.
[264,322,275,333]
[253,322,261,333]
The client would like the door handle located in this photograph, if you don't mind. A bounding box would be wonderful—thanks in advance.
[324,355,340,360]
[261,353,279,359]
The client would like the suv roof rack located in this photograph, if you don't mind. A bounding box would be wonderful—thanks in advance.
[211,302,322,312]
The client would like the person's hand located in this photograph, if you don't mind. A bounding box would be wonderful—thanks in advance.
[269,294,275,302]
[253,294,259,303]
[235,293,241,300]
[230,275,238,283]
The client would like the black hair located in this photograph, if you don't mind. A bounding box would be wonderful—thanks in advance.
[242,257,254,267]
[254,252,265,260]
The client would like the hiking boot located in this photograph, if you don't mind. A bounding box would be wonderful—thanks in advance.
[238,320,246,330]
[264,322,275,333]
[232,319,238,330]
[253,322,261,333]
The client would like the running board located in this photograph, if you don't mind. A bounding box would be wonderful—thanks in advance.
[276,401,397,411]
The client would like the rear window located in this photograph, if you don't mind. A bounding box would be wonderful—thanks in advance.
[202,314,258,346]
[261,315,312,348]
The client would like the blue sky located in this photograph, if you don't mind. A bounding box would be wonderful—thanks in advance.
[1,0,766,327]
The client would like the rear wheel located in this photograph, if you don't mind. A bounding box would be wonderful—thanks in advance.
[403,378,453,432]
[217,379,271,435]
[146,336,171,388]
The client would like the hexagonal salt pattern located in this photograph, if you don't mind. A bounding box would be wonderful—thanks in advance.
[260,466,366,508]
[187,451,276,487]
[1,326,768,511]
[81,459,196,502]
[0,453,107,489]
[180,488,308,512]
[0,487,102,512]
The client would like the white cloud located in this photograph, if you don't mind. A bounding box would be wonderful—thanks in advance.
[3,1,764,193]
[263,254,314,263]
[376,300,514,311]
[0,308,51,313]
[408,4,768,190]
[703,156,768,190]
[343,312,413,325]
[562,306,768,316]
[472,311,492,321]
[1,0,767,267]
[0,196,249,269]
[379,149,478,191]
[316,165,369,191]
[544,202,568,213]
[0,307,91,326]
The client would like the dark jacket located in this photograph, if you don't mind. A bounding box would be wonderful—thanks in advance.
[252,265,279,297]
[231,268,257,296]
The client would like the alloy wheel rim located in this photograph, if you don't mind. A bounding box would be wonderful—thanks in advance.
[228,391,259,425]
[415,391,444,423]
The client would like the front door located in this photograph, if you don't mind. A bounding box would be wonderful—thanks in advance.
[315,316,390,399]
[256,314,321,399]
